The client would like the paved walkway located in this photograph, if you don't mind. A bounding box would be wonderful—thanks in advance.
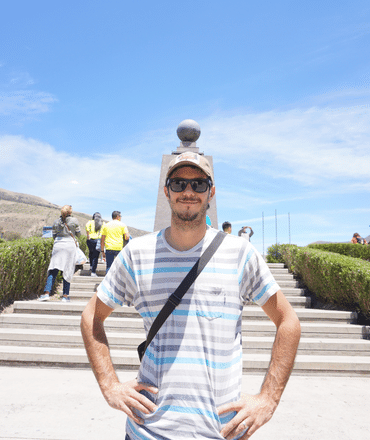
[0,367,369,440]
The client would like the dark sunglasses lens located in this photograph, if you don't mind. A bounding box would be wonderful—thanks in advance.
[170,180,186,192]
[190,180,208,192]
[169,179,209,193]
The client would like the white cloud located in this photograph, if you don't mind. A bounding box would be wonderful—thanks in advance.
[0,91,57,116]
[0,135,160,216]
[199,105,370,186]
[1,101,370,239]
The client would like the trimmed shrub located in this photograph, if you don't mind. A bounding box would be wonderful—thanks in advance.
[308,243,370,261]
[266,243,285,263]
[0,234,88,310]
[0,237,54,308]
[77,234,88,256]
[279,244,370,319]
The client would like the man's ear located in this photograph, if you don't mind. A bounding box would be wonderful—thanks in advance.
[208,186,215,202]
[164,185,170,200]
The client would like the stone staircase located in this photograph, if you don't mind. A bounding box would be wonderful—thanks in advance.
[1,263,369,376]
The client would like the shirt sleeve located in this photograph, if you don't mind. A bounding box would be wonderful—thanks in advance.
[97,246,137,309]
[239,243,280,306]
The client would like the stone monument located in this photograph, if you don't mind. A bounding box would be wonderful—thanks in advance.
[153,119,218,231]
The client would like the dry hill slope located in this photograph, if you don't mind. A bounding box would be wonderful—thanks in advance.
[0,188,149,239]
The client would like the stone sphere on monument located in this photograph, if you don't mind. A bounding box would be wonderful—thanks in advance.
[176,119,201,142]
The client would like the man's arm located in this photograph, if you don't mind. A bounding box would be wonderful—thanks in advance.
[123,226,129,243]
[100,235,106,257]
[218,290,301,439]
[80,294,158,424]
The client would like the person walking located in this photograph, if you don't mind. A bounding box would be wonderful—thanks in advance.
[100,211,129,273]
[222,221,232,234]
[38,205,81,303]
[81,152,301,440]
[86,212,104,277]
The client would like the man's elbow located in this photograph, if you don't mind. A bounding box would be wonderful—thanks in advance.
[81,298,95,336]
[80,305,91,336]
[285,311,301,343]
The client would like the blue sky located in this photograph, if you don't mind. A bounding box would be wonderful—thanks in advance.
[1,0,370,255]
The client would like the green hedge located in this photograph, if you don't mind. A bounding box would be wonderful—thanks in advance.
[0,237,54,308]
[307,243,370,261]
[0,235,88,309]
[278,244,370,319]
[266,243,285,263]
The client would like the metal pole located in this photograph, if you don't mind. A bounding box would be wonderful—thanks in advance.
[262,212,265,259]
[275,209,278,245]
[288,212,291,244]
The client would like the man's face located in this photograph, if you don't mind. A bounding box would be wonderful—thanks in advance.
[164,166,215,225]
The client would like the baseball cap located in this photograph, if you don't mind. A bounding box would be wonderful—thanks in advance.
[166,152,214,182]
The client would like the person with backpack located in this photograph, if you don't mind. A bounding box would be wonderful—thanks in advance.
[86,212,105,277]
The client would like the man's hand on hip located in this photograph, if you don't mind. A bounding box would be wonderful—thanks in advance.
[104,378,158,424]
[218,392,276,439]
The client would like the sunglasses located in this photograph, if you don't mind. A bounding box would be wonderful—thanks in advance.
[166,178,212,193]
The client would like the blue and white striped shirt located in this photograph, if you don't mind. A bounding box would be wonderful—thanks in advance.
[97,227,280,440]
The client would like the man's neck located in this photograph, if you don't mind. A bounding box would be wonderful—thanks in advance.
[165,223,207,251]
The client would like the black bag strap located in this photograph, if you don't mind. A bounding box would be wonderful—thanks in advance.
[139,231,226,360]
[63,218,78,247]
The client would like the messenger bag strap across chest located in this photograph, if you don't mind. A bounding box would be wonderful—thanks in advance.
[137,230,226,361]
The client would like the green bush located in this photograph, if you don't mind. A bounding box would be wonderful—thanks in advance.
[266,243,285,263]
[0,235,88,310]
[308,243,370,261]
[77,234,88,256]
[0,237,54,308]
[279,244,370,319]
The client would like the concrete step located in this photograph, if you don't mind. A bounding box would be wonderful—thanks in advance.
[69,283,307,297]
[2,262,368,375]
[77,262,293,278]
[1,328,369,356]
[67,289,311,307]
[0,345,369,376]
[1,313,366,339]
[10,301,355,323]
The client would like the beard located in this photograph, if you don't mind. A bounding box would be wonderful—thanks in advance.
[175,210,200,222]
[169,194,209,227]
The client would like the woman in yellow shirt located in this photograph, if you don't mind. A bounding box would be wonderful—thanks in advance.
[85,212,104,277]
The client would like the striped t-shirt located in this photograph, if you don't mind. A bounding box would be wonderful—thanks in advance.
[97,227,280,440]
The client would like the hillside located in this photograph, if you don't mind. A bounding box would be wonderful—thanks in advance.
[0,188,149,240]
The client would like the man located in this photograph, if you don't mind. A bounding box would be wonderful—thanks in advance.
[81,152,301,440]
[222,220,232,234]
[238,226,254,242]
[100,211,129,273]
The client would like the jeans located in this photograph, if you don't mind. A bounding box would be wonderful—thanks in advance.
[87,239,100,273]
[105,249,120,273]
[44,268,70,296]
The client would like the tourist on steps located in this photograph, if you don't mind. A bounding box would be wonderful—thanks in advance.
[85,212,104,277]
[38,205,81,303]
[100,211,129,274]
